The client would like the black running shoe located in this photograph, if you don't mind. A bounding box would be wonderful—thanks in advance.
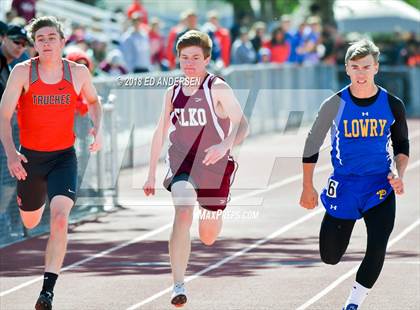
[35,291,54,310]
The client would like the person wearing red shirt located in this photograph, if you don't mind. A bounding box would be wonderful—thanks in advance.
[207,11,231,67]
[126,0,148,24]
[264,26,290,64]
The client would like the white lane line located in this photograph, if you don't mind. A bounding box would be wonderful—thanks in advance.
[127,159,420,310]
[4,131,419,298]
[0,162,332,297]
[296,160,420,310]
[0,223,172,297]
[296,218,420,310]
[126,209,324,310]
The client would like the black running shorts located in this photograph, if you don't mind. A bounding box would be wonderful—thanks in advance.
[17,146,77,211]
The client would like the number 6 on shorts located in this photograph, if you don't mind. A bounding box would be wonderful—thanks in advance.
[327,178,339,198]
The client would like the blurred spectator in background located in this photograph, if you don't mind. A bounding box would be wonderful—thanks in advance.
[126,0,148,25]
[174,10,223,68]
[281,15,300,63]
[165,12,186,70]
[405,32,420,66]
[297,17,321,65]
[320,24,339,64]
[305,16,322,64]
[291,22,306,64]
[264,26,290,64]
[231,27,256,65]
[0,24,28,98]
[200,12,222,65]
[11,0,36,23]
[149,17,165,70]
[65,48,94,116]
[9,16,26,27]
[67,24,87,46]
[205,10,231,67]
[250,21,266,61]
[231,13,251,43]
[258,47,271,63]
[174,10,199,49]
[91,37,107,65]
[99,49,128,76]
[4,24,29,69]
[66,24,92,54]
[5,10,18,24]
[0,21,8,44]
[120,12,151,73]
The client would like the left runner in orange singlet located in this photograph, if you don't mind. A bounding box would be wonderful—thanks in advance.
[0,16,102,310]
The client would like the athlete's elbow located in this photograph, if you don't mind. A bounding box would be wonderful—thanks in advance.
[0,111,11,128]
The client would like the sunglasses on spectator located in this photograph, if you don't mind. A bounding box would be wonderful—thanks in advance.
[12,40,27,47]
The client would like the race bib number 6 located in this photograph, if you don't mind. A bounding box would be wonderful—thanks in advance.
[326,179,339,198]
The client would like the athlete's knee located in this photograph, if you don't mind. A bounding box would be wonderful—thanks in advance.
[174,207,194,229]
[199,232,217,246]
[199,220,221,246]
[50,210,69,233]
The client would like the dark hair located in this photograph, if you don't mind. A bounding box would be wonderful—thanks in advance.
[176,30,212,59]
[271,26,285,45]
[27,16,65,42]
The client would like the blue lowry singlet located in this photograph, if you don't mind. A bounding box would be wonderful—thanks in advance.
[330,86,395,176]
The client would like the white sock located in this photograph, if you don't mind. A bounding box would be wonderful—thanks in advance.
[344,281,370,308]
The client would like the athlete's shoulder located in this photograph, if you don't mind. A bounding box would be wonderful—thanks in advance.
[66,59,91,84]
[165,84,177,98]
[321,87,345,110]
[66,59,89,74]
[164,85,176,107]
[385,89,405,106]
[9,59,30,79]
[210,75,231,91]
[166,84,177,93]
[384,89,406,118]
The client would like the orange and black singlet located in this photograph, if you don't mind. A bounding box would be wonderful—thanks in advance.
[17,57,79,151]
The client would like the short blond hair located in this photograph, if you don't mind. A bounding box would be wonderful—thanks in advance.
[345,39,380,63]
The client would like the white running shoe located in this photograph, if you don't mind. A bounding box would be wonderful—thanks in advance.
[171,282,187,308]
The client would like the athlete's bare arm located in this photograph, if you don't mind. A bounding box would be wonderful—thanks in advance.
[203,79,249,166]
[300,163,318,209]
[388,154,408,195]
[73,64,102,152]
[143,87,174,196]
[0,62,30,180]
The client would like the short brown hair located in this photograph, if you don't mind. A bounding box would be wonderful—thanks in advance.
[27,16,65,42]
[176,30,212,59]
[345,39,380,63]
